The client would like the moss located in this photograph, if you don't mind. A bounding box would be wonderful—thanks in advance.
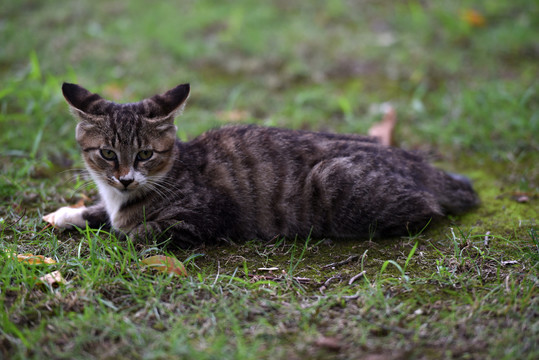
[177,153,537,304]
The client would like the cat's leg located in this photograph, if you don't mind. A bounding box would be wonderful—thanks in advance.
[43,203,109,229]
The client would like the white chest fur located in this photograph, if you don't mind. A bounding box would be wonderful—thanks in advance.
[95,180,130,229]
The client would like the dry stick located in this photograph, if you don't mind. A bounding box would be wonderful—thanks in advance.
[6,208,27,228]
[38,223,53,234]
[212,260,221,287]
[248,274,313,284]
[484,231,491,247]
[321,255,359,269]
[319,275,343,294]
[342,292,361,300]
[323,275,342,287]
[501,260,518,266]
[348,271,366,285]
[257,267,279,271]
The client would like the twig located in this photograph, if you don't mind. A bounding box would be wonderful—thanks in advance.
[5,207,27,228]
[484,231,491,247]
[248,274,313,284]
[348,271,366,285]
[212,261,220,287]
[37,223,53,234]
[257,267,279,271]
[323,275,342,287]
[501,260,518,266]
[342,292,361,300]
[319,275,342,294]
[321,255,359,269]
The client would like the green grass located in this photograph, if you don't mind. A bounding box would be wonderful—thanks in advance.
[1,0,538,359]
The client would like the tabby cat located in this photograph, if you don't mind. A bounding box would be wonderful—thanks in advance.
[43,83,479,247]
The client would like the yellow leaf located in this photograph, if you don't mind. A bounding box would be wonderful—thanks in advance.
[460,9,486,27]
[7,253,57,265]
[103,83,127,102]
[141,255,187,277]
[216,110,250,123]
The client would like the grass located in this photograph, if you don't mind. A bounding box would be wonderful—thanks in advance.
[1,0,538,359]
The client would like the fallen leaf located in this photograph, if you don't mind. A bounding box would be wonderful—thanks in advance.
[368,104,397,146]
[141,255,187,276]
[516,195,529,203]
[460,9,486,27]
[38,270,66,288]
[315,336,342,352]
[216,110,250,123]
[103,83,127,101]
[7,253,57,265]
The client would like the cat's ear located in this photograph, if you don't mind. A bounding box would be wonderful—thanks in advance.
[144,84,190,119]
[62,83,110,117]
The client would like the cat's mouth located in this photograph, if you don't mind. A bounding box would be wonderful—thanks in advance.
[111,183,138,195]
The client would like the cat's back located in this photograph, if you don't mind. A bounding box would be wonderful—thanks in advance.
[177,125,436,240]
[190,124,382,162]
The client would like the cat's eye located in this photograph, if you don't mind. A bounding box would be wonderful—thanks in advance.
[100,149,117,161]
[137,150,153,161]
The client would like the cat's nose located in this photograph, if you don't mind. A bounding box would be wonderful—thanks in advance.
[119,178,134,188]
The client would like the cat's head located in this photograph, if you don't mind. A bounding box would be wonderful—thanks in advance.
[62,82,190,199]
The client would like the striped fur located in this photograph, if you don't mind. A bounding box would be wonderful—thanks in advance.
[49,83,479,247]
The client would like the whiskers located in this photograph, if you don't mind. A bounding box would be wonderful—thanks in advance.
[59,168,88,182]
[58,168,95,196]
[58,168,113,198]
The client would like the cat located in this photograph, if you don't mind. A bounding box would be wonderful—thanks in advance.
[43,83,479,248]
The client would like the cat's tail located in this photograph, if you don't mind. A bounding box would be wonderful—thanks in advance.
[435,171,480,214]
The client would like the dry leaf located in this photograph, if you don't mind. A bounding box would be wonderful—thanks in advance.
[460,9,486,27]
[368,104,397,146]
[216,110,250,123]
[510,191,537,203]
[103,83,127,101]
[141,255,187,276]
[315,336,342,351]
[38,270,66,288]
[8,253,57,265]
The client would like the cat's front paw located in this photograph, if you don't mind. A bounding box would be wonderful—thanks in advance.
[43,206,87,229]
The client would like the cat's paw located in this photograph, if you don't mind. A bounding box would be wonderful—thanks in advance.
[43,206,87,229]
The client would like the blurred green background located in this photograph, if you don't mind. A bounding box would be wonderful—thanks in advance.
[1,0,537,162]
